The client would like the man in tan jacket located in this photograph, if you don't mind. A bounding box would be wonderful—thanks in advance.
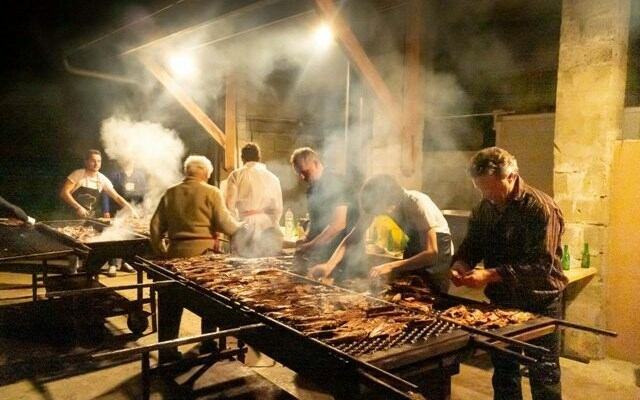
[150,155,242,258]
[150,155,242,363]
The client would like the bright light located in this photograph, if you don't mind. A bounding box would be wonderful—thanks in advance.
[313,23,334,50]
[167,52,197,79]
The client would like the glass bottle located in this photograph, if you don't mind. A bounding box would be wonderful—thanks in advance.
[581,243,590,269]
[386,230,395,252]
[561,244,571,271]
[284,208,294,239]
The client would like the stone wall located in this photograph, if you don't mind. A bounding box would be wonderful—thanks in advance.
[554,0,630,359]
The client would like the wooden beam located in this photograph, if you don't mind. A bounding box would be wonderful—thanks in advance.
[314,0,402,122]
[224,75,238,172]
[138,54,226,148]
[401,0,423,176]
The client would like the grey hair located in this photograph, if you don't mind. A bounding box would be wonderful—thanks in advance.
[183,155,213,179]
[290,147,320,168]
[468,147,519,178]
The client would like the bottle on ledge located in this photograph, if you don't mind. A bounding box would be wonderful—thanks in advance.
[561,244,571,271]
[581,242,590,269]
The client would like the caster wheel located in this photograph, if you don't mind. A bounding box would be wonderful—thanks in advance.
[127,310,149,335]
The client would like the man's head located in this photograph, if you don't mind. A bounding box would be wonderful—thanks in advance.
[359,174,404,215]
[84,149,102,173]
[468,147,519,206]
[241,143,261,164]
[290,147,324,183]
[183,155,214,181]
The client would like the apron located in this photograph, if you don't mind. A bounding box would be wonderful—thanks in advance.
[72,185,102,218]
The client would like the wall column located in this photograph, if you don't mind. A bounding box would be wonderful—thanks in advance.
[553,0,630,358]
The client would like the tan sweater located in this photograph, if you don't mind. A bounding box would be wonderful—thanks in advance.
[150,177,241,258]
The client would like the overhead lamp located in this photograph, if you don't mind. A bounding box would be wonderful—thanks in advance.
[167,52,197,79]
[313,23,334,50]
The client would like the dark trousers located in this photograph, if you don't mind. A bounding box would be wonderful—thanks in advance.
[157,289,216,360]
[491,296,562,400]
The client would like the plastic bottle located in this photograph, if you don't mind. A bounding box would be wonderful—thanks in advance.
[284,208,294,239]
[581,243,590,269]
[561,244,571,271]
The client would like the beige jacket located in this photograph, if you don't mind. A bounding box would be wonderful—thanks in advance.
[150,177,241,258]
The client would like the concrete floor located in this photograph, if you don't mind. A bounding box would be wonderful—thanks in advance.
[0,266,638,399]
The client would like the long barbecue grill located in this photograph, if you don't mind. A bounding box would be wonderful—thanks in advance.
[137,254,581,399]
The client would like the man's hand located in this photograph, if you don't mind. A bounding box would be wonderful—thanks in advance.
[369,262,396,278]
[308,263,331,281]
[458,268,501,288]
[75,207,89,218]
[450,261,472,286]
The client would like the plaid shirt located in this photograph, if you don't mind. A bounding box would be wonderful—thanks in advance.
[452,176,568,305]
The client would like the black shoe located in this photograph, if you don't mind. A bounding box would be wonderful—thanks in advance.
[159,349,183,364]
[198,341,218,355]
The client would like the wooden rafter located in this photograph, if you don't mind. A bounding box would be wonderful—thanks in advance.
[314,0,402,122]
[138,54,226,148]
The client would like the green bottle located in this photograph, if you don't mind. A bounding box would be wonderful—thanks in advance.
[581,243,590,269]
[387,230,395,252]
[561,244,571,271]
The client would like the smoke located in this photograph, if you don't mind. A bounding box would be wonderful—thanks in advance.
[100,116,186,217]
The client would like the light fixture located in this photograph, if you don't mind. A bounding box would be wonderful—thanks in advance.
[313,23,334,50]
[166,52,197,79]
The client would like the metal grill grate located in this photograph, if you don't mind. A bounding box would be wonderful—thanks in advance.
[334,319,456,356]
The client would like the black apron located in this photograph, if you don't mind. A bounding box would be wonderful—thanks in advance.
[72,186,102,218]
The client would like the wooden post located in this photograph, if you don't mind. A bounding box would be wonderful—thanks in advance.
[225,75,238,171]
[401,0,423,176]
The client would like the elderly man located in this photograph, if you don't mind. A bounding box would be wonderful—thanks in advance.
[150,155,243,363]
[310,174,452,292]
[290,147,360,275]
[225,143,283,257]
[450,147,567,400]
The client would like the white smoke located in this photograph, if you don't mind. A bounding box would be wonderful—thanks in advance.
[100,116,186,217]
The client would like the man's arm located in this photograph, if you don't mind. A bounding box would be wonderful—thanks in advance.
[297,205,347,253]
[0,195,31,223]
[60,179,89,217]
[149,196,169,256]
[211,189,242,236]
[224,173,238,216]
[103,186,138,217]
[307,215,371,280]
[370,228,440,278]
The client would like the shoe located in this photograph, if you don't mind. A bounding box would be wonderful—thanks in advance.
[198,341,218,355]
[159,349,183,364]
[106,264,117,277]
[120,262,135,273]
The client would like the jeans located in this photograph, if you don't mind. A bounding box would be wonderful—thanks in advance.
[491,296,563,400]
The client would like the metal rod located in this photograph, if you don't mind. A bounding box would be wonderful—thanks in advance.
[552,319,617,337]
[91,323,264,361]
[47,281,175,298]
[357,369,424,400]
[439,316,550,354]
[307,335,418,392]
[470,336,538,365]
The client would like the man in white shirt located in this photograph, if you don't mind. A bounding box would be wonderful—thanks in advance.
[60,149,138,276]
[225,143,283,257]
[309,174,452,293]
[60,149,137,219]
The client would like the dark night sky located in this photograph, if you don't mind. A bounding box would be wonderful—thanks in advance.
[0,1,168,217]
